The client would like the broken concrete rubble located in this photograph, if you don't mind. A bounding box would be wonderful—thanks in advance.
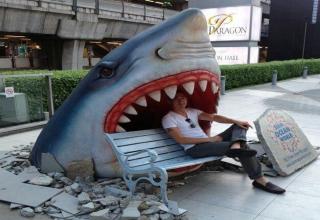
[20,207,35,218]
[29,175,53,186]
[0,144,191,220]
[78,192,91,204]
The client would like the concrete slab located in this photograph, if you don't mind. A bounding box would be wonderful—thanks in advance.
[0,181,62,207]
[0,168,20,184]
[16,166,42,183]
[50,192,80,215]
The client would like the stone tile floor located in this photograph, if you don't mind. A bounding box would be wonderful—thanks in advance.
[0,75,320,219]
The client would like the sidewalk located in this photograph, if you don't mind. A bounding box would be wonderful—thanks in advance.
[1,75,320,220]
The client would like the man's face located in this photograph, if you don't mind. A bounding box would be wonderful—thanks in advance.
[172,93,187,109]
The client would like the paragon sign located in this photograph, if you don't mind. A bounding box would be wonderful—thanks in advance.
[202,6,262,41]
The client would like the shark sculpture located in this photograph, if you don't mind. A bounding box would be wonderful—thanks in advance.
[31,8,221,177]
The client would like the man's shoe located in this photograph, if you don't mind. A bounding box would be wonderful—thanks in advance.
[226,148,257,158]
[252,181,286,194]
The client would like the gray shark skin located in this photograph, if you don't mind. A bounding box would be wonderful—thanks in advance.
[31,8,221,177]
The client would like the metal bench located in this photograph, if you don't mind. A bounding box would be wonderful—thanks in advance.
[105,129,222,209]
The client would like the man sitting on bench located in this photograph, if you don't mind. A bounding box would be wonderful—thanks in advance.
[162,92,285,194]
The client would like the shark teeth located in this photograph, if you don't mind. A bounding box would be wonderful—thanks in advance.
[211,82,219,94]
[124,105,138,115]
[183,81,195,95]
[118,115,131,123]
[116,125,126,132]
[164,85,177,99]
[135,96,147,107]
[148,90,161,102]
[198,80,208,92]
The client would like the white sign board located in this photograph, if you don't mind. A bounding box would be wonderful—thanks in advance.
[202,6,262,42]
[5,87,15,98]
[214,47,259,65]
[254,109,318,176]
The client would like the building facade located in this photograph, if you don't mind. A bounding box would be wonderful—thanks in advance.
[0,0,187,70]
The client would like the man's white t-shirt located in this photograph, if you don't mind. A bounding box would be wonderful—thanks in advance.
[161,108,208,151]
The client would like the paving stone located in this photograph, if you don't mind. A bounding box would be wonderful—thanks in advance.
[93,185,105,194]
[53,172,64,181]
[149,213,160,220]
[90,208,110,220]
[29,175,53,186]
[45,206,61,214]
[138,202,149,211]
[81,202,95,212]
[71,183,82,193]
[20,207,35,218]
[96,195,120,206]
[51,192,80,215]
[254,109,318,175]
[78,192,91,205]
[145,201,162,207]
[60,177,73,186]
[10,203,22,209]
[17,166,42,182]
[159,213,174,220]
[141,206,160,215]
[34,206,43,213]
[17,151,30,159]
[119,197,131,208]
[113,208,121,214]
[121,206,141,219]
[105,186,131,198]
[0,180,62,207]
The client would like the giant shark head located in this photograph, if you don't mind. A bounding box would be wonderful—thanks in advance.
[31,8,221,177]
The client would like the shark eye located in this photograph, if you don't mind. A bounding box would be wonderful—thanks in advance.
[100,68,114,78]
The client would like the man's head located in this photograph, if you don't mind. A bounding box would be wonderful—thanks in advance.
[172,92,188,111]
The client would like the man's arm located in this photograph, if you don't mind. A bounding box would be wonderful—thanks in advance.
[198,112,252,129]
[166,127,216,144]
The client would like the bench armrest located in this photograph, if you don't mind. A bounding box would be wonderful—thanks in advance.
[119,149,158,168]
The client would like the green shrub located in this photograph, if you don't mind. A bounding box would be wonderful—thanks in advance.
[220,59,320,90]
[1,59,320,112]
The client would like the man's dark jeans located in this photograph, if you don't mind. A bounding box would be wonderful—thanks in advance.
[185,124,262,180]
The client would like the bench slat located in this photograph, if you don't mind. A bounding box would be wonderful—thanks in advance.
[126,144,183,160]
[128,151,187,167]
[114,133,171,146]
[134,155,222,170]
[119,139,177,153]
[109,129,165,139]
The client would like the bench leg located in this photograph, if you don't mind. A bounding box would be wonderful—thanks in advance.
[123,173,137,196]
[150,167,169,206]
[123,168,169,206]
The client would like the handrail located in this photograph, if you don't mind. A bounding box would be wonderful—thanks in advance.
[0,0,177,22]
[0,73,53,79]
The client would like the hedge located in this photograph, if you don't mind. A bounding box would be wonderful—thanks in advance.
[220,59,320,89]
[1,59,320,113]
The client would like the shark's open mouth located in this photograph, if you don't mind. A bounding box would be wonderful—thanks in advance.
[105,70,220,133]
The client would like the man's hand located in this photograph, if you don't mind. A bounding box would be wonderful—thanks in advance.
[235,120,252,130]
[208,136,222,142]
